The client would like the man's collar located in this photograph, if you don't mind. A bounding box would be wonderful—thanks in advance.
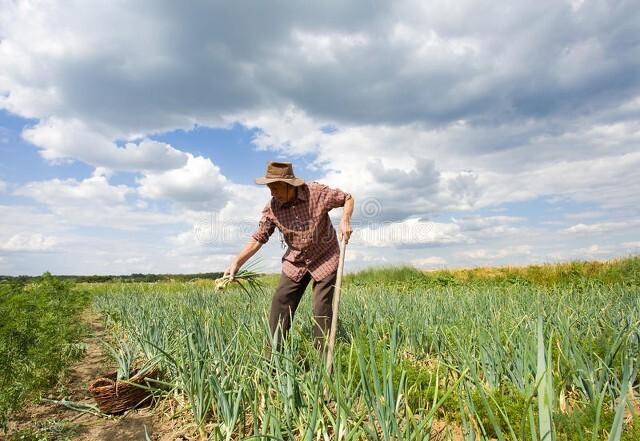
[297,185,308,201]
[273,184,307,208]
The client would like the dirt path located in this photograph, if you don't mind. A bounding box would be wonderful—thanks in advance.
[6,308,178,440]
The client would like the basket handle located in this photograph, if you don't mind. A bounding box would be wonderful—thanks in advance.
[89,377,116,390]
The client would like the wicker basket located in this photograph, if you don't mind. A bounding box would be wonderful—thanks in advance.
[88,367,159,415]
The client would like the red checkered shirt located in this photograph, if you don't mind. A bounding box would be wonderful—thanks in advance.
[252,181,352,282]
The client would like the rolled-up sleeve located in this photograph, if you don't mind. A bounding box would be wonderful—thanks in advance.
[251,204,276,244]
[318,183,352,211]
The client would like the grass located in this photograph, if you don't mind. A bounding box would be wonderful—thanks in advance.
[345,254,640,288]
[0,273,93,432]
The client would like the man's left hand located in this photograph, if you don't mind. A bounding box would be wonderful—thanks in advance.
[339,219,353,243]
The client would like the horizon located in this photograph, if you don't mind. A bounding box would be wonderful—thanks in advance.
[1,1,640,276]
[3,253,638,279]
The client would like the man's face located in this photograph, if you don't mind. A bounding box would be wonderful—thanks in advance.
[267,182,294,202]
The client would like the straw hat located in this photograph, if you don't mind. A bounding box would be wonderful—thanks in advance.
[255,161,305,186]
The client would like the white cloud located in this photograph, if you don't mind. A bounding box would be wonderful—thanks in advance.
[14,176,181,229]
[0,204,65,235]
[566,223,609,234]
[239,108,479,219]
[411,256,447,268]
[574,244,610,257]
[459,245,532,260]
[564,211,606,220]
[0,180,6,193]
[452,215,525,237]
[355,218,469,247]
[239,107,640,223]
[16,175,130,205]
[291,30,369,65]
[173,253,239,274]
[22,117,189,171]
[2,0,638,132]
[137,154,231,210]
[565,220,640,234]
[1,233,58,252]
[1,0,639,274]
[113,256,147,265]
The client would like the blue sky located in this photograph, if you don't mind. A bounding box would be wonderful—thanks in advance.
[1,0,639,275]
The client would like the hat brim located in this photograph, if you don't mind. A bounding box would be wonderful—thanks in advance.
[255,177,305,186]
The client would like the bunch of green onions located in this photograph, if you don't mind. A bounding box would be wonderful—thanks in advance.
[214,259,265,298]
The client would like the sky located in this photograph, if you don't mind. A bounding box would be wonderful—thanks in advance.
[1,0,639,276]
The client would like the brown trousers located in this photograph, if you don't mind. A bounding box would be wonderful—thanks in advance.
[268,270,336,352]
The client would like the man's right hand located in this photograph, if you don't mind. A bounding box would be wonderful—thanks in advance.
[223,261,239,279]
[223,238,263,280]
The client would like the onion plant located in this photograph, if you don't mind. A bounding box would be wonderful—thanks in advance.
[89,264,640,440]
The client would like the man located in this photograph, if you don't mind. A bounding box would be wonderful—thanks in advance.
[224,161,354,352]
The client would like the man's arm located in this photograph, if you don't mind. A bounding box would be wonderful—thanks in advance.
[339,195,354,243]
[224,238,263,278]
[224,204,274,278]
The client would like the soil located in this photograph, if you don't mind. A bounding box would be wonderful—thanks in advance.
[5,309,180,441]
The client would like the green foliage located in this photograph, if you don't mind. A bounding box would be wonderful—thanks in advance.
[553,406,640,441]
[7,418,76,441]
[464,383,532,440]
[86,258,640,439]
[5,256,635,438]
[344,255,640,290]
[0,272,225,283]
[0,274,92,431]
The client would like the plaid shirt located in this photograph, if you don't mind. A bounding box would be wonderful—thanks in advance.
[252,182,352,282]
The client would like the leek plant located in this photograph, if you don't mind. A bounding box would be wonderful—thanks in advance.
[89,269,640,439]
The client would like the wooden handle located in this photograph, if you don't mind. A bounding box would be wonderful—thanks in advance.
[325,236,347,376]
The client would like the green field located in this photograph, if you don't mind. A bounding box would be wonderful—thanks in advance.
[0,274,92,432]
[3,257,640,440]
[88,257,640,440]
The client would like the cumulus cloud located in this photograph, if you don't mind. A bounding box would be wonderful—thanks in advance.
[565,220,640,234]
[459,245,532,260]
[137,154,231,210]
[477,150,640,210]
[14,176,182,228]
[411,256,447,268]
[1,233,58,252]
[573,244,611,257]
[355,218,469,247]
[452,216,525,236]
[16,175,130,205]
[2,1,638,131]
[239,106,640,222]
[22,117,189,171]
[1,0,639,274]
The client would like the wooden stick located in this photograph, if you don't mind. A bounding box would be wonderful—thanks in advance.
[325,236,347,376]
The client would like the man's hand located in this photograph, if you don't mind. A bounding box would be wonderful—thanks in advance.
[339,195,354,244]
[223,261,240,279]
[223,239,263,280]
[339,219,353,244]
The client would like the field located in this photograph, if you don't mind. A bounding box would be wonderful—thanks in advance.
[3,257,640,440]
[0,274,92,432]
